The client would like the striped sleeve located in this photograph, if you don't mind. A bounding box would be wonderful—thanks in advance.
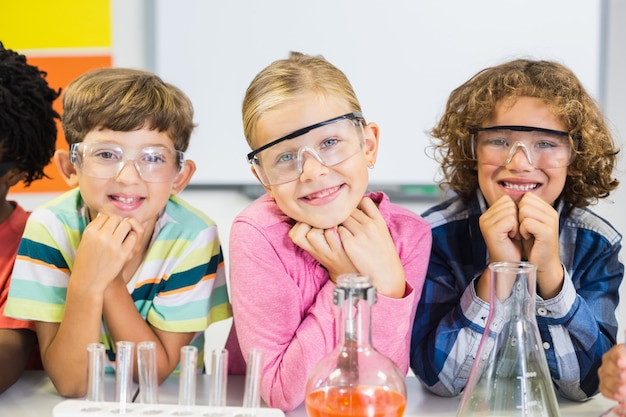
[143,196,232,332]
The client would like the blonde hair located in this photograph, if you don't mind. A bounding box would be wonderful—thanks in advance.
[242,51,361,147]
[431,58,619,207]
[61,67,195,151]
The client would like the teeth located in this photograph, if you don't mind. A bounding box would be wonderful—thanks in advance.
[115,196,138,204]
[502,182,538,192]
[307,186,340,199]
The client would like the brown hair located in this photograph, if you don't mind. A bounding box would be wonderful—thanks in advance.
[61,67,195,151]
[430,58,619,207]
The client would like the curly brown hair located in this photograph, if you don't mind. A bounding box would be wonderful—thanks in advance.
[430,58,619,208]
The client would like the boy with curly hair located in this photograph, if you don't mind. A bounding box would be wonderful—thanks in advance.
[410,58,623,401]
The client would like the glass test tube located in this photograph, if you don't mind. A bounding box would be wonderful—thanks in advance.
[178,345,198,412]
[242,348,263,414]
[138,341,159,405]
[115,340,135,413]
[85,342,105,410]
[208,349,229,409]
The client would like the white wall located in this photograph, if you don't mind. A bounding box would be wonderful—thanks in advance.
[149,0,603,187]
[591,0,626,341]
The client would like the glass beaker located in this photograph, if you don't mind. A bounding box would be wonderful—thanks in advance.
[305,274,406,417]
[456,262,561,417]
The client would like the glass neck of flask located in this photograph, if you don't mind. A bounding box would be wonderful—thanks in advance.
[337,296,372,348]
[490,263,537,322]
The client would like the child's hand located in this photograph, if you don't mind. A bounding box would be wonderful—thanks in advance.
[517,192,563,298]
[289,222,356,283]
[479,195,523,263]
[72,213,143,292]
[337,197,406,299]
[599,344,626,403]
[289,197,406,298]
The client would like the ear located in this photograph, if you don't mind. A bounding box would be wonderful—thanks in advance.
[250,165,273,198]
[170,160,196,194]
[3,168,25,187]
[362,122,380,167]
[54,149,79,187]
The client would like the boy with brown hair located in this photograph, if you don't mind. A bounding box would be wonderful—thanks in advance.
[6,67,232,397]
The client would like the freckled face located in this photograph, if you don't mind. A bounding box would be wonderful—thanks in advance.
[477,96,569,206]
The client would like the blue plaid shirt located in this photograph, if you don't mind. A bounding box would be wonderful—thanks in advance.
[410,190,623,400]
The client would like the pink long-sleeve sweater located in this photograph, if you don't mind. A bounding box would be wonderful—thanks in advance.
[227,191,431,411]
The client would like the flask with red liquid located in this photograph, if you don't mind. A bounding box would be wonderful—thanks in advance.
[305,274,407,417]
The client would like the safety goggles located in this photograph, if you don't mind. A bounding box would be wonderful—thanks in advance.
[471,125,574,169]
[70,142,184,183]
[247,112,365,186]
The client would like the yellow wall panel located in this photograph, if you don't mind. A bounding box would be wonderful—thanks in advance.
[0,0,111,49]
[1,0,113,192]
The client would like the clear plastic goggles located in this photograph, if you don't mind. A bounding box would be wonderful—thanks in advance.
[247,113,365,186]
[70,142,184,183]
[472,125,574,169]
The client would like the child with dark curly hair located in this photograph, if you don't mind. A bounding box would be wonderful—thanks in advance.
[0,41,60,393]
[410,58,623,401]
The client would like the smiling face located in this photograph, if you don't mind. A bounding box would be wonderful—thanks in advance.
[72,127,189,224]
[476,96,569,206]
[252,93,378,229]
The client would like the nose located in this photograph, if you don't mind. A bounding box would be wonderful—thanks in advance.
[115,159,143,182]
[505,142,534,169]
[297,147,328,181]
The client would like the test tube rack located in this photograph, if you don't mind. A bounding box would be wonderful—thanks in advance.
[52,399,286,417]
[56,344,279,416]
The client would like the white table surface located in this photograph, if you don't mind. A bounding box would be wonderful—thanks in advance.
[0,371,618,417]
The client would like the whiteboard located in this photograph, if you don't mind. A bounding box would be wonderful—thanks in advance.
[152,0,603,187]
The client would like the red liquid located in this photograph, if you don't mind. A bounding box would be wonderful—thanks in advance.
[305,386,406,417]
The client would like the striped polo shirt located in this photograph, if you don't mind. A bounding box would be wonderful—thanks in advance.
[5,188,231,371]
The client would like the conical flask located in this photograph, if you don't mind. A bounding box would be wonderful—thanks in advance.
[305,274,407,417]
[456,262,561,417]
